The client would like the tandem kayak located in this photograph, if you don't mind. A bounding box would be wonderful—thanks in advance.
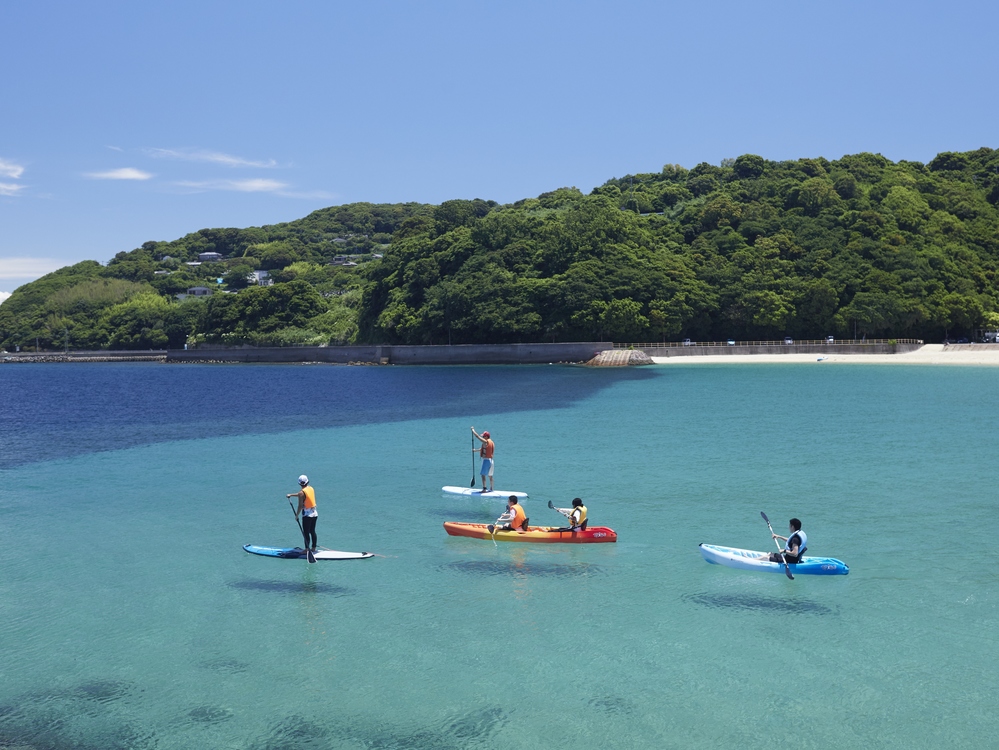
[442,486,528,499]
[443,522,616,543]
[699,543,848,575]
[243,545,373,560]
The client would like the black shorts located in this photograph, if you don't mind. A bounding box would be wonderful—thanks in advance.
[769,552,800,564]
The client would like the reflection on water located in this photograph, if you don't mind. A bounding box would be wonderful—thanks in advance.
[682,592,836,615]
[440,560,601,578]
[227,579,353,596]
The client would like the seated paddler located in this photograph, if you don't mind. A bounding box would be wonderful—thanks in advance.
[766,518,807,564]
[488,496,527,533]
[551,497,587,531]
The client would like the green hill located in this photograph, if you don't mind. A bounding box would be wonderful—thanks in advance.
[3,149,999,350]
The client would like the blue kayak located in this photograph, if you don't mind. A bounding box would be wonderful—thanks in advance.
[243,545,373,560]
[699,543,849,575]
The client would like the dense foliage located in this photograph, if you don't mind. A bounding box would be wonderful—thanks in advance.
[3,149,999,350]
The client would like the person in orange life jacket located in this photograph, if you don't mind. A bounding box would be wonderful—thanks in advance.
[286,474,318,552]
[471,426,495,492]
[766,518,807,564]
[489,495,527,533]
[553,498,587,531]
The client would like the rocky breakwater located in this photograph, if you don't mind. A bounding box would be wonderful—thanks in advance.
[585,349,653,367]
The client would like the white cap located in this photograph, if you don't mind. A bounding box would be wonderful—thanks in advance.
[298,475,309,485]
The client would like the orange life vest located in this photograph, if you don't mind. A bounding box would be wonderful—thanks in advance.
[480,439,494,459]
[302,486,316,509]
[510,503,526,530]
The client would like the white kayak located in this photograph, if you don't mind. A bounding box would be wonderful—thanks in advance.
[243,545,373,560]
[699,543,849,575]
[441,486,528,499]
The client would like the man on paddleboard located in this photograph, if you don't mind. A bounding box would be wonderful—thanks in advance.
[471,427,495,492]
[765,518,806,563]
[287,475,319,552]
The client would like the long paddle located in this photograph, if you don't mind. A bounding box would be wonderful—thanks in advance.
[287,497,316,564]
[470,433,476,488]
[761,511,793,580]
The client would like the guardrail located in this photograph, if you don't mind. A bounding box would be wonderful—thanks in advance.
[615,339,924,348]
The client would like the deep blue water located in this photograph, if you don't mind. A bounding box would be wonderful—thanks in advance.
[0,363,652,469]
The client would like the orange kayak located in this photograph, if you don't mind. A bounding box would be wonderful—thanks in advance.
[443,522,617,543]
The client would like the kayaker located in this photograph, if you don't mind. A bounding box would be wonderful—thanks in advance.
[553,497,587,531]
[767,518,807,563]
[490,495,527,532]
[286,475,318,552]
[471,426,495,492]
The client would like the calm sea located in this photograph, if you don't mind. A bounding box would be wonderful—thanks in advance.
[0,362,995,749]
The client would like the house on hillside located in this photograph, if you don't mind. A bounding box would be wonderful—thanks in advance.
[248,270,273,287]
[198,252,224,262]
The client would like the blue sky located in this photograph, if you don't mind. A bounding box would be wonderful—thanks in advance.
[2,0,997,300]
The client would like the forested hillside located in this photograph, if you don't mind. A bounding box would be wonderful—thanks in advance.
[3,149,998,350]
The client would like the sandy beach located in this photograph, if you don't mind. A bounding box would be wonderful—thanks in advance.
[651,344,999,366]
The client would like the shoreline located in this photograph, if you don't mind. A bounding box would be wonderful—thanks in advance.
[651,344,999,366]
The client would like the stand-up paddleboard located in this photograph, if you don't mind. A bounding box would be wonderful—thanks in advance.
[442,486,527,499]
[243,544,373,560]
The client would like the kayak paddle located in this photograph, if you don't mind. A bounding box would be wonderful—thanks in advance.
[287,497,316,564]
[548,500,571,520]
[761,511,793,580]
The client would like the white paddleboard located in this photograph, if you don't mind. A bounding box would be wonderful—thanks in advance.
[441,486,528,499]
[243,544,373,560]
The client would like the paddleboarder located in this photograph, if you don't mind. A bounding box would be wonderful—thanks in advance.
[286,475,319,553]
[471,426,495,492]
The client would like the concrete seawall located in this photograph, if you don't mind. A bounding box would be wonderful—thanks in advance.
[166,342,610,365]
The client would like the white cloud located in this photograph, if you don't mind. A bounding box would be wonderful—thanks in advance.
[0,291,11,305]
[0,257,66,280]
[148,148,277,168]
[0,182,25,196]
[177,178,288,193]
[86,167,154,180]
[0,158,25,179]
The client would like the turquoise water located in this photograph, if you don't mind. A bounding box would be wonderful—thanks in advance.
[1,363,996,748]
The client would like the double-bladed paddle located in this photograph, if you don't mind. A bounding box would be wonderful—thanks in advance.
[761,511,793,580]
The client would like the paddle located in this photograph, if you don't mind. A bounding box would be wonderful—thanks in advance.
[287,497,316,564]
[470,432,476,488]
[548,500,572,520]
[761,511,793,580]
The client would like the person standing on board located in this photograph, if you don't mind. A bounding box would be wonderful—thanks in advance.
[287,475,319,552]
[471,426,495,492]
[765,518,806,563]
